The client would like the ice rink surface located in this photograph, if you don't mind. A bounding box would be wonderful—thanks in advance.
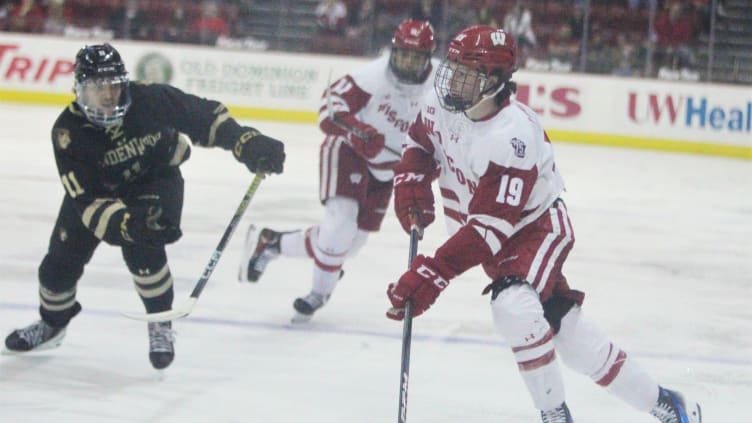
[0,103,750,422]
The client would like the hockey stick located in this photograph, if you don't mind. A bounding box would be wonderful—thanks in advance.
[397,211,421,423]
[325,70,401,157]
[122,173,266,322]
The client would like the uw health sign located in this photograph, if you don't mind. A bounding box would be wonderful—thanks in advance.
[629,93,751,134]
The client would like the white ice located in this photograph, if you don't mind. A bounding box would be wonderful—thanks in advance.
[0,103,750,423]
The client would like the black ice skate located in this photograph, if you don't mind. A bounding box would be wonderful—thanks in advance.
[540,402,574,423]
[3,320,67,354]
[650,387,702,423]
[148,321,175,370]
[291,292,330,323]
[239,226,282,283]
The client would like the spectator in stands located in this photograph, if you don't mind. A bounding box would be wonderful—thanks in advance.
[611,33,640,77]
[445,0,478,41]
[6,0,46,33]
[410,0,442,31]
[192,0,229,45]
[312,0,353,54]
[503,0,536,48]
[653,0,697,70]
[585,28,618,74]
[107,0,152,41]
[231,0,255,39]
[372,0,410,51]
[42,0,70,35]
[547,23,580,72]
[476,0,502,29]
[503,0,537,65]
[158,1,192,44]
[316,0,348,36]
[568,3,585,41]
[340,0,375,54]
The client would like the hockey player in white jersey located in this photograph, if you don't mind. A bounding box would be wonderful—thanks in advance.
[240,19,439,322]
[386,25,702,423]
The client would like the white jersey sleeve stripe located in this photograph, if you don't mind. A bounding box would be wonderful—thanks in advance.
[536,204,573,293]
[526,207,560,284]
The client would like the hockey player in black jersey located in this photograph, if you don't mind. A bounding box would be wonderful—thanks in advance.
[3,43,286,370]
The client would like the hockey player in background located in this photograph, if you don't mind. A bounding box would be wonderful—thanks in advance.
[3,44,285,369]
[386,26,702,423]
[239,19,438,322]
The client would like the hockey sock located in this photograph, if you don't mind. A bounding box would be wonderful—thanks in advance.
[555,306,659,412]
[312,266,340,297]
[279,230,309,257]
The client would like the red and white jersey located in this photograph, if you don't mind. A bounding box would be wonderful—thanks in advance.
[319,54,438,181]
[406,94,565,252]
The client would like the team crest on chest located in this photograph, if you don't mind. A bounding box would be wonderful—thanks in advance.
[54,128,72,150]
[510,137,526,158]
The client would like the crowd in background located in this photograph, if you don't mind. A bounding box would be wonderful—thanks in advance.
[0,0,736,82]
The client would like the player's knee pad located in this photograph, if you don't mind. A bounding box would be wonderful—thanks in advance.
[489,281,550,347]
[38,252,85,291]
[122,244,168,272]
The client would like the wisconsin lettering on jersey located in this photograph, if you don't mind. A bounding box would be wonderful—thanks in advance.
[377,101,411,132]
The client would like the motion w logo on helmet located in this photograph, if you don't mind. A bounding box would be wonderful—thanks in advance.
[491,30,507,46]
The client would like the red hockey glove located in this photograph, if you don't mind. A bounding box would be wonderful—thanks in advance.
[394,178,434,238]
[386,255,454,320]
[336,114,385,159]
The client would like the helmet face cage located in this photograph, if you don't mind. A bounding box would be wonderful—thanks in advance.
[389,48,433,84]
[74,76,131,127]
[389,19,436,84]
[73,44,131,127]
[434,60,490,113]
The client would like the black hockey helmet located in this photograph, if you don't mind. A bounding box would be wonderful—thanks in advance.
[73,44,131,127]
[74,44,127,82]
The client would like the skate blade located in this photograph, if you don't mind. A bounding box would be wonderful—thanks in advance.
[1,339,64,355]
[290,312,313,324]
[238,225,258,283]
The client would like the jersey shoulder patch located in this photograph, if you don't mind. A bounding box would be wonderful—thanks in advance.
[53,127,72,150]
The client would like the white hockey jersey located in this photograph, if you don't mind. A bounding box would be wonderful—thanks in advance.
[319,54,438,181]
[405,93,566,255]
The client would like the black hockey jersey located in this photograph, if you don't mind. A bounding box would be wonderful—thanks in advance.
[51,82,249,245]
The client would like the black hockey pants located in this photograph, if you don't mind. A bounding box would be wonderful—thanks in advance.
[38,169,184,327]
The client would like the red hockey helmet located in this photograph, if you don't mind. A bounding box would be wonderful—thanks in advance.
[446,25,517,78]
[389,19,436,84]
[392,19,436,53]
[435,26,518,113]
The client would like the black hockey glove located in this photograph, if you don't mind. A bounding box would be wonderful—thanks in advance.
[120,205,182,247]
[232,129,285,174]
